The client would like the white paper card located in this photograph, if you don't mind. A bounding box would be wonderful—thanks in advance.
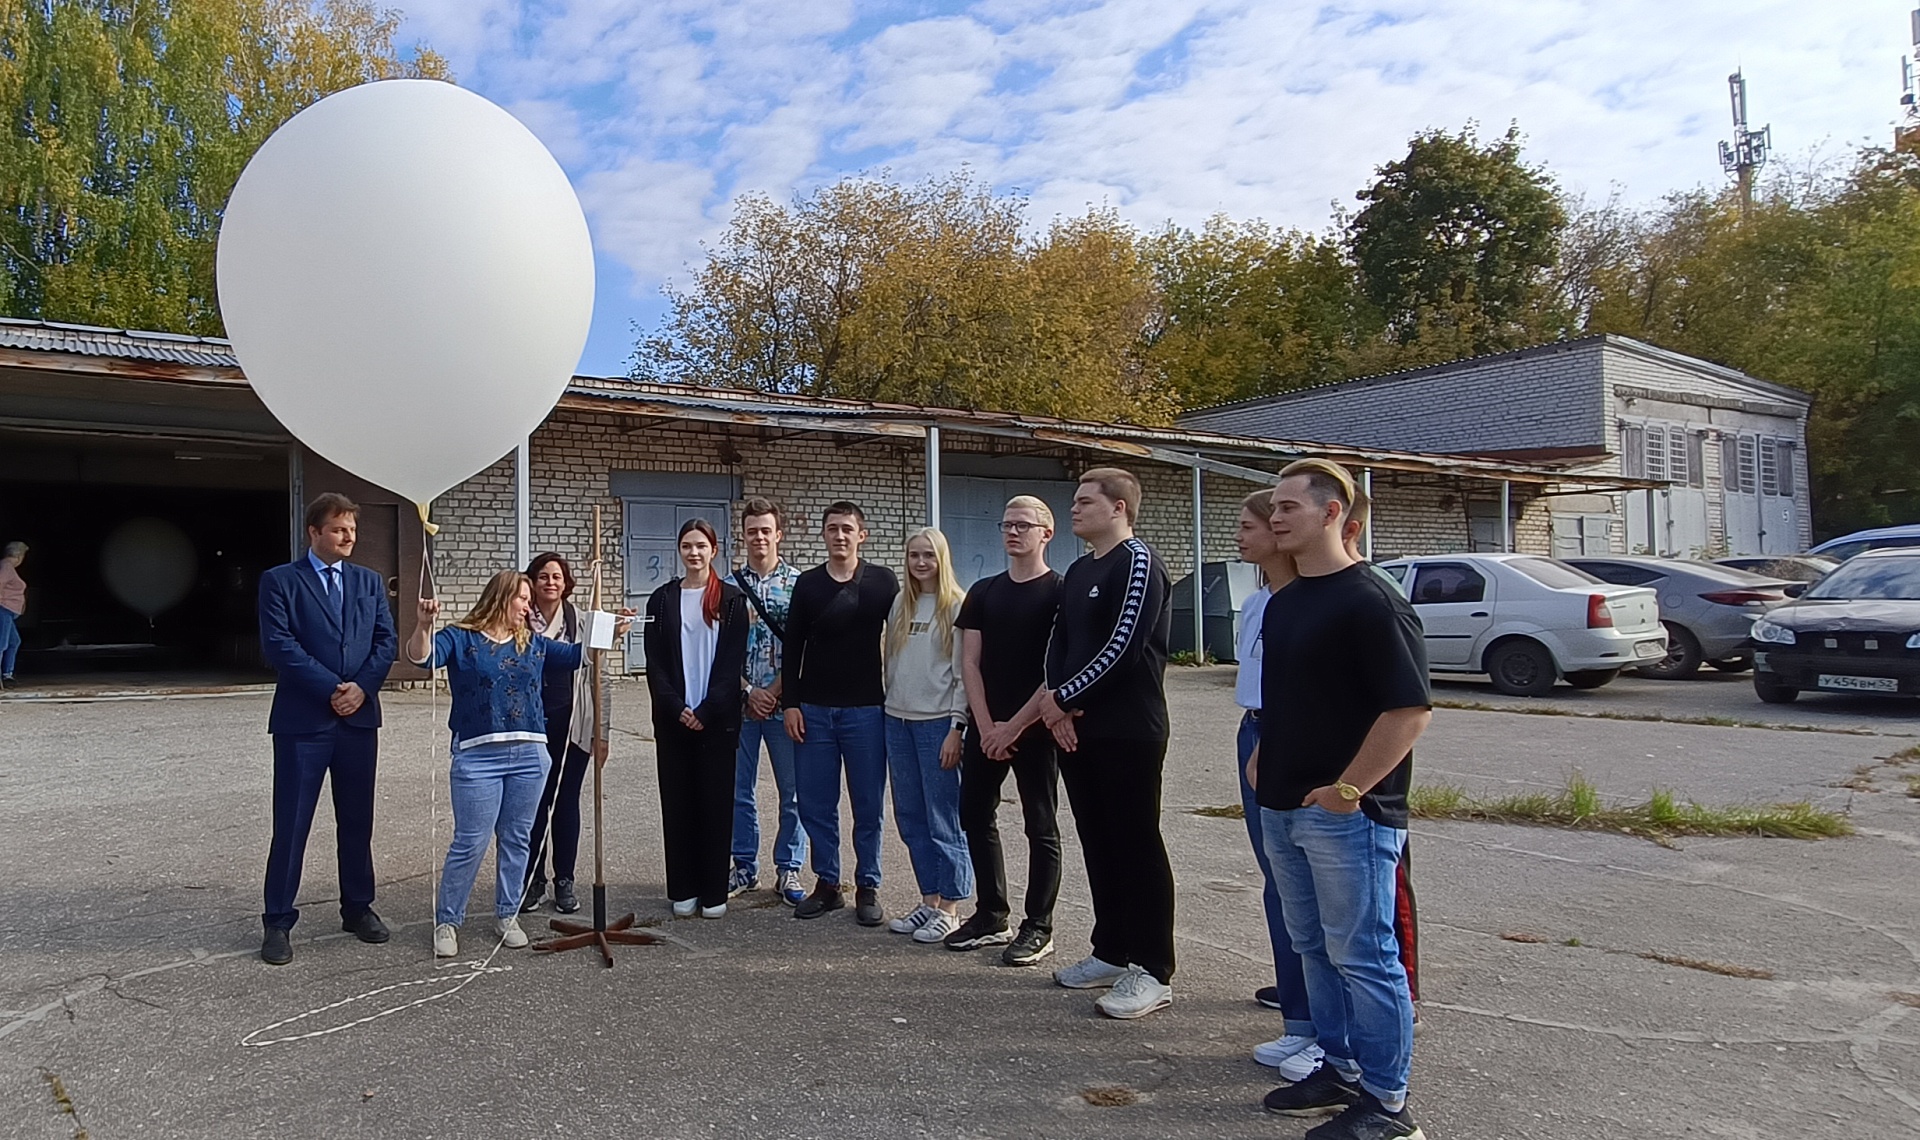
[583,609,618,650]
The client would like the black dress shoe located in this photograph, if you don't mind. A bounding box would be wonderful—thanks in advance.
[794,882,844,919]
[854,886,885,927]
[261,926,293,965]
[343,911,390,944]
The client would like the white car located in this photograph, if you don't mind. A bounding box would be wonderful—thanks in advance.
[1377,554,1668,696]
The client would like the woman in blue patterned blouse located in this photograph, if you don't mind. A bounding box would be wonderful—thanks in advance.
[409,570,585,958]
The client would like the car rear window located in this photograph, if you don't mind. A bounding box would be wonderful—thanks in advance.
[1678,560,1776,584]
[1803,555,1920,600]
[1508,557,1603,589]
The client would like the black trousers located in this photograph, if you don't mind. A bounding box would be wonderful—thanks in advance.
[958,728,1062,932]
[655,719,739,908]
[1058,735,1175,984]
[527,706,592,888]
[263,723,377,930]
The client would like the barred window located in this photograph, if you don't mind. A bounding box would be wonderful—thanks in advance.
[1759,438,1779,496]
[1667,429,1689,486]
[1644,425,1668,481]
[1738,435,1758,494]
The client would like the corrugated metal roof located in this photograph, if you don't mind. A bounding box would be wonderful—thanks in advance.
[0,317,238,368]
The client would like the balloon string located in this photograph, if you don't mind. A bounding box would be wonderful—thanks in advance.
[419,518,441,940]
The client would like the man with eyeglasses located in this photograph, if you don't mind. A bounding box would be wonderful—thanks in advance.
[948,496,1065,965]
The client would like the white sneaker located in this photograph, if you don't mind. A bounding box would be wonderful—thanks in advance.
[433,923,459,958]
[1094,965,1173,1019]
[912,910,963,944]
[888,904,938,935]
[671,898,698,918]
[701,902,726,919]
[1053,954,1130,989]
[496,916,528,949]
[1254,1035,1324,1082]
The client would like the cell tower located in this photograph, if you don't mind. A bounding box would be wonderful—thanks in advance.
[1717,69,1770,217]
[1898,7,1920,149]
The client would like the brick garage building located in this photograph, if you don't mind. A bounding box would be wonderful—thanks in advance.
[0,318,1655,681]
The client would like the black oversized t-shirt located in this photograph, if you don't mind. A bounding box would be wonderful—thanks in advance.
[1258,561,1430,827]
[956,569,1063,723]
[1045,538,1171,741]
[782,561,899,708]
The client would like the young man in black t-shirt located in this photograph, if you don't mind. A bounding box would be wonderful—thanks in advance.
[947,495,1065,965]
[782,501,900,926]
[1004,468,1173,1020]
[1255,458,1431,1140]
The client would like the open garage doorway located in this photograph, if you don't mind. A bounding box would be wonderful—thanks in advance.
[0,429,289,688]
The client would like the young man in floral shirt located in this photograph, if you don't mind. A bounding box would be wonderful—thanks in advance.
[729,497,807,904]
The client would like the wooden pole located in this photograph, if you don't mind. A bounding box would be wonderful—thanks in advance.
[535,501,656,964]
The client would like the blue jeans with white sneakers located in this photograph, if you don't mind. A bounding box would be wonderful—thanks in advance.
[1261,803,1413,1104]
[437,740,549,925]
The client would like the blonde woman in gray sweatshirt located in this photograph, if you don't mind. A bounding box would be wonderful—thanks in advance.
[882,527,973,944]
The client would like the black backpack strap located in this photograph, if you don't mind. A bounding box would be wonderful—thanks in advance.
[733,570,785,642]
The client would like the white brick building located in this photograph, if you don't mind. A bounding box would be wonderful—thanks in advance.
[0,319,1655,681]
[1180,335,1814,560]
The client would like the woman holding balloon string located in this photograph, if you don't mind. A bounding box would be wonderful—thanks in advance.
[409,570,626,957]
[642,519,750,919]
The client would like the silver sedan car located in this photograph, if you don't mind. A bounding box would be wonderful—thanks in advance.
[1563,556,1797,679]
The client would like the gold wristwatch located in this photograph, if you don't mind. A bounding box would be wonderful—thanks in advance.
[1334,781,1364,803]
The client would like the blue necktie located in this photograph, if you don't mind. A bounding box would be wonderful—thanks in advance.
[327,566,345,624]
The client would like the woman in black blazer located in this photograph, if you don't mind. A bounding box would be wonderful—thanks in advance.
[644,518,750,918]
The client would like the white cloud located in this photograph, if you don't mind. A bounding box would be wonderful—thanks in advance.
[396,0,1910,373]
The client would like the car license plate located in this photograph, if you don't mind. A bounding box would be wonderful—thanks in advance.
[1633,640,1664,658]
[1817,674,1899,693]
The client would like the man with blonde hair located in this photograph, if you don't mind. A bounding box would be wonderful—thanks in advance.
[948,495,1065,964]
[1254,457,1430,1137]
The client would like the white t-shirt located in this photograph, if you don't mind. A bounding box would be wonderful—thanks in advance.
[680,588,719,709]
[1236,586,1273,710]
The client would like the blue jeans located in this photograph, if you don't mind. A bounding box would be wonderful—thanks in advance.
[0,607,18,676]
[1262,804,1413,1103]
[437,740,550,925]
[733,714,806,877]
[794,703,887,888]
[1240,712,1313,1036]
[885,715,972,901]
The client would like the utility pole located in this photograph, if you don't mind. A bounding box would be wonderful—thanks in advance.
[1717,70,1770,219]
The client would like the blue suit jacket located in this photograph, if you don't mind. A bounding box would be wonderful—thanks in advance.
[258,558,398,735]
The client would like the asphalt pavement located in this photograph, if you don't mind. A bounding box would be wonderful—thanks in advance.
[2,668,1916,1138]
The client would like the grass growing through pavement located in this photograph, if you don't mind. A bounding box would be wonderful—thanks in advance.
[1409,774,1852,840]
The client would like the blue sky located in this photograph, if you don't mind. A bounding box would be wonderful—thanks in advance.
[394,1,1912,378]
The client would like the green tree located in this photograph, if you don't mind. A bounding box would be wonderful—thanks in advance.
[0,0,448,334]
[1347,124,1567,354]
[1142,216,1370,409]
[637,172,1171,422]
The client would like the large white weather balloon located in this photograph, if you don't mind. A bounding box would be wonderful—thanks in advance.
[216,79,595,507]
[101,518,198,621]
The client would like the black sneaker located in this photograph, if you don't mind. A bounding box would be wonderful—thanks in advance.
[1263,1065,1362,1117]
[1255,985,1285,1010]
[944,913,1013,951]
[1002,922,1054,966]
[521,878,546,913]
[552,879,580,914]
[795,882,844,919]
[1304,1094,1426,1139]
[854,886,885,927]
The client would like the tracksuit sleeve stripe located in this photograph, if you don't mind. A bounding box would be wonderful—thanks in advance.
[1054,540,1150,705]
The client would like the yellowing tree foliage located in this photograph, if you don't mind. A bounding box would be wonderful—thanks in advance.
[0,0,448,334]
[635,172,1171,423]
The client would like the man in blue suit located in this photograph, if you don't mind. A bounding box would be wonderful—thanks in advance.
[257,492,399,965]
